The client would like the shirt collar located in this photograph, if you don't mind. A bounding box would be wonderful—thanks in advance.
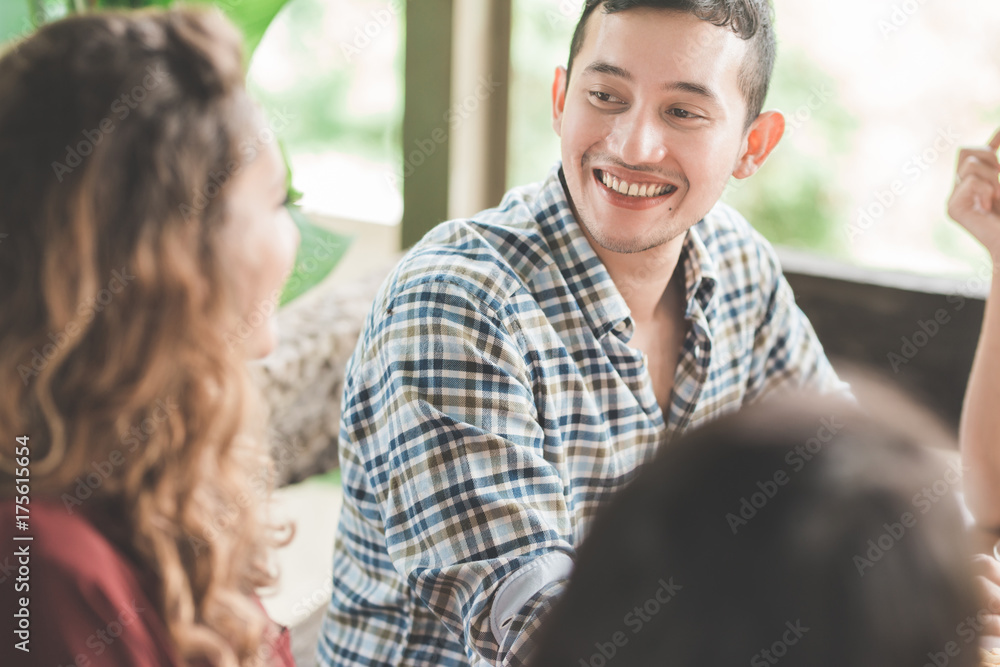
[529,163,630,339]
[530,162,718,337]
[679,219,719,319]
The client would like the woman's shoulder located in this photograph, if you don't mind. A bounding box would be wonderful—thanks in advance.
[0,499,296,666]
[3,497,132,574]
[0,497,179,666]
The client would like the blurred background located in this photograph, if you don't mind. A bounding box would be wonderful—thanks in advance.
[7,0,998,274]
[248,0,1000,276]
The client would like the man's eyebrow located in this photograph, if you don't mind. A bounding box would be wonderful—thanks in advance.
[582,62,720,104]
[583,61,633,81]
[664,81,719,103]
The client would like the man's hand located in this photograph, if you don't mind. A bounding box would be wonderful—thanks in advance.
[948,129,1000,255]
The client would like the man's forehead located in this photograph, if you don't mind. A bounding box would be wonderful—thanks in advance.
[580,8,743,62]
[574,9,748,95]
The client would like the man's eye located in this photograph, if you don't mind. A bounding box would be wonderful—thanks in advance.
[590,91,625,105]
[669,108,699,120]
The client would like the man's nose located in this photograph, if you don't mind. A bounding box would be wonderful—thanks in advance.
[609,107,668,166]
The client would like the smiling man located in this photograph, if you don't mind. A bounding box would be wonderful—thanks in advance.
[317,2,848,666]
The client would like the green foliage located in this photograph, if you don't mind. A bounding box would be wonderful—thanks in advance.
[507,0,575,188]
[723,50,857,256]
[724,162,845,253]
[183,0,291,57]
[309,467,342,488]
[246,0,402,163]
[981,104,1000,129]
[280,207,352,306]
[251,73,396,161]
[0,0,291,58]
[0,0,350,305]
[0,2,36,45]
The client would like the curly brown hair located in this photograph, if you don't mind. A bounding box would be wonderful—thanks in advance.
[0,7,288,666]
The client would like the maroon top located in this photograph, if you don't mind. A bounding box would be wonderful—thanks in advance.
[0,498,295,666]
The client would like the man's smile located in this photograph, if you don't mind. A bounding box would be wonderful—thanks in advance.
[592,167,679,210]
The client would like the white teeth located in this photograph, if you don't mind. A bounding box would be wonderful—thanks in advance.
[597,170,671,198]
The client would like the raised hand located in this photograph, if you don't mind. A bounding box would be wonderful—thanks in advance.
[948,128,1000,254]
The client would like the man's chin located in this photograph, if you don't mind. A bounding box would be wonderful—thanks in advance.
[596,236,669,255]
[582,223,677,256]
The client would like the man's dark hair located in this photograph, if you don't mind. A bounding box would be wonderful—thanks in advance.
[567,0,777,127]
[529,398,980,667]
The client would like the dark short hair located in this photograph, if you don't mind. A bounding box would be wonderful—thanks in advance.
[529,399,979,667]
[567,0,777,127]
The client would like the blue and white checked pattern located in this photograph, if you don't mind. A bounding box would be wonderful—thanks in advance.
[316,164,847,666]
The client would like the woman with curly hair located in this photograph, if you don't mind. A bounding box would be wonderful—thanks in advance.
[0,7,300,666]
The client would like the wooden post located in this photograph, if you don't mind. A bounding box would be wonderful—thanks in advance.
[401,0,455,249]
[400,0,512,248]
[448,0,512,220]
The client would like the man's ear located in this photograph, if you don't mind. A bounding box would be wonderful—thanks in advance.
[732,110,785,179]
[552,66,568,137]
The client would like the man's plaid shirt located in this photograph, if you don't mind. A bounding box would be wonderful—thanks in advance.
[316,164,847,666]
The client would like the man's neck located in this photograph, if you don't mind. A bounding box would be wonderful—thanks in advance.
[586,231,687,325]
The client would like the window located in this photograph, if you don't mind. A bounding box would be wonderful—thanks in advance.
[249,0,404,226]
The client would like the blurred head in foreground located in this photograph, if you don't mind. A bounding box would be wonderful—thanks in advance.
[530,394,979,667]
[0,7,298,666]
